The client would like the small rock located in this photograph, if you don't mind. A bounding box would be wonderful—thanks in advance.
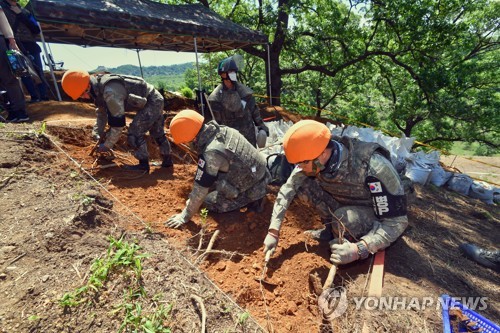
[44,232,54,239]
[286,301,298,315]
[0,273,7,279]
[41,275,50,282]
[216,263,226,271]
[242,268,250,274]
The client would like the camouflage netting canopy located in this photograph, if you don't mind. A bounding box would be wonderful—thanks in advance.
[31,0,268,52]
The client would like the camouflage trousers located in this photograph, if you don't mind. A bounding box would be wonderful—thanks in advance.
[128,90,171,160]
[296,177,375,239]
[203,170,271,213]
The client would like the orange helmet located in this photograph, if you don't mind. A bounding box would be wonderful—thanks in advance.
[61,70,90,100]
[283,120,331,163]
[170,110,204,144]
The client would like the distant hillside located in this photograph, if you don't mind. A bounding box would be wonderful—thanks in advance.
[92,63,194,91]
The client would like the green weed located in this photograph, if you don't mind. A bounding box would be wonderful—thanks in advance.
[59,236,149,307]
[238,311,250,325]
[200,208,208,227]
[72,193,95,206]
[36,122,46,137]
[116,301,172,333]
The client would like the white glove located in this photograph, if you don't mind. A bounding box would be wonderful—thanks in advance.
[330,241,359,265]
[263,231,279,254]
[165,210,189,228]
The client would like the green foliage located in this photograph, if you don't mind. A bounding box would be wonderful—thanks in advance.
[237,311,250,325]
[180,86,194,99]
[163,0,498,154]
[116,301,172,333]
[36,122,47,137]
[58,236,149,307]
[94,63,194,92]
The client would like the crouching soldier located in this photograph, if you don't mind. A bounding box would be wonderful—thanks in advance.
[263,120,409,265]
[165,109,271,228]
[61,69,173,172]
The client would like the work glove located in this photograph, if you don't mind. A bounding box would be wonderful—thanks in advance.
[97,144,111,153]
[330,240,359,265]
[263,231,279,254]
[258,124,269,136]
[165,210,189,229]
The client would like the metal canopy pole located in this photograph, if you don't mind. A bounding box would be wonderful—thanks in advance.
[38,24,61,101]
[136,49,144,78]
[267,43,272,106]
[194,37,204,116]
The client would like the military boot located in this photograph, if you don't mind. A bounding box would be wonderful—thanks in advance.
[161,155,173,168]
[123,159,150,173]
[304,218,334,242]
[459,243,500,272]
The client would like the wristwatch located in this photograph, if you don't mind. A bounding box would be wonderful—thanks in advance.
[356,241,370,260]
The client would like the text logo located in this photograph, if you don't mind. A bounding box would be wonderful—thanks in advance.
[318,287,348,320]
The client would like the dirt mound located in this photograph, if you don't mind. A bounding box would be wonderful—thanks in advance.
[0,127,263,332]
[0,101,498,332]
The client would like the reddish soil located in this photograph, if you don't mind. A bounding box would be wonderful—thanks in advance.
[0,100,498,333]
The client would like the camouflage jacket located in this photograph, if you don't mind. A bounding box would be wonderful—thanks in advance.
[181,121,269,220]
[207,82,264,145]
[269,136,408,254]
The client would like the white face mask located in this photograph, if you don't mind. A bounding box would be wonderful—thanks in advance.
[228,72,237,81]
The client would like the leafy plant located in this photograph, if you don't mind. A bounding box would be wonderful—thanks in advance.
[58,237,149,307]
[237,311,250,325]
[199,208,208,228]
[116,301,173,333]
[36,122,46,137]
[180,86,194,99]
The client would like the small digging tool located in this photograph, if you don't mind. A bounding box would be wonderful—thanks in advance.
[254,250,278,286]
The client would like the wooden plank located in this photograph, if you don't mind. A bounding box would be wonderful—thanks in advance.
[367,250,385,297]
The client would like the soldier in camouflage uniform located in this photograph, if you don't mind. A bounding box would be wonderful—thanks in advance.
[61,70,173,172]
[165,109,271,228]
[263,120,408,266]
[207,56,269,147]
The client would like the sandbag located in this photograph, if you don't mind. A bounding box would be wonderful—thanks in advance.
[469,181,495,205]
[405,160,432,185]
[446,173,473,196]
[429,165,453,187]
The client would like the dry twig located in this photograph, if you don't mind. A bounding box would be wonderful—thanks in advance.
[190,294,207,333]
[195,230,220,264]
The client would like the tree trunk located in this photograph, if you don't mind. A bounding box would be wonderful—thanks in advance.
[267,51,282,106]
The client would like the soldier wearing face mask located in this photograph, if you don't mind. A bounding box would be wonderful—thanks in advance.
[207,56,269,147]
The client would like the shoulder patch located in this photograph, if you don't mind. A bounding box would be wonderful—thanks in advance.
[194,155,217,187]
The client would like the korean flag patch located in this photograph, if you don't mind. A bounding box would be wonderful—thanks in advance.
[198,158,205,168]
[368,181,382,193]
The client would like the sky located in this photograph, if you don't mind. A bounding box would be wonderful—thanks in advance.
[43,43,198,71]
